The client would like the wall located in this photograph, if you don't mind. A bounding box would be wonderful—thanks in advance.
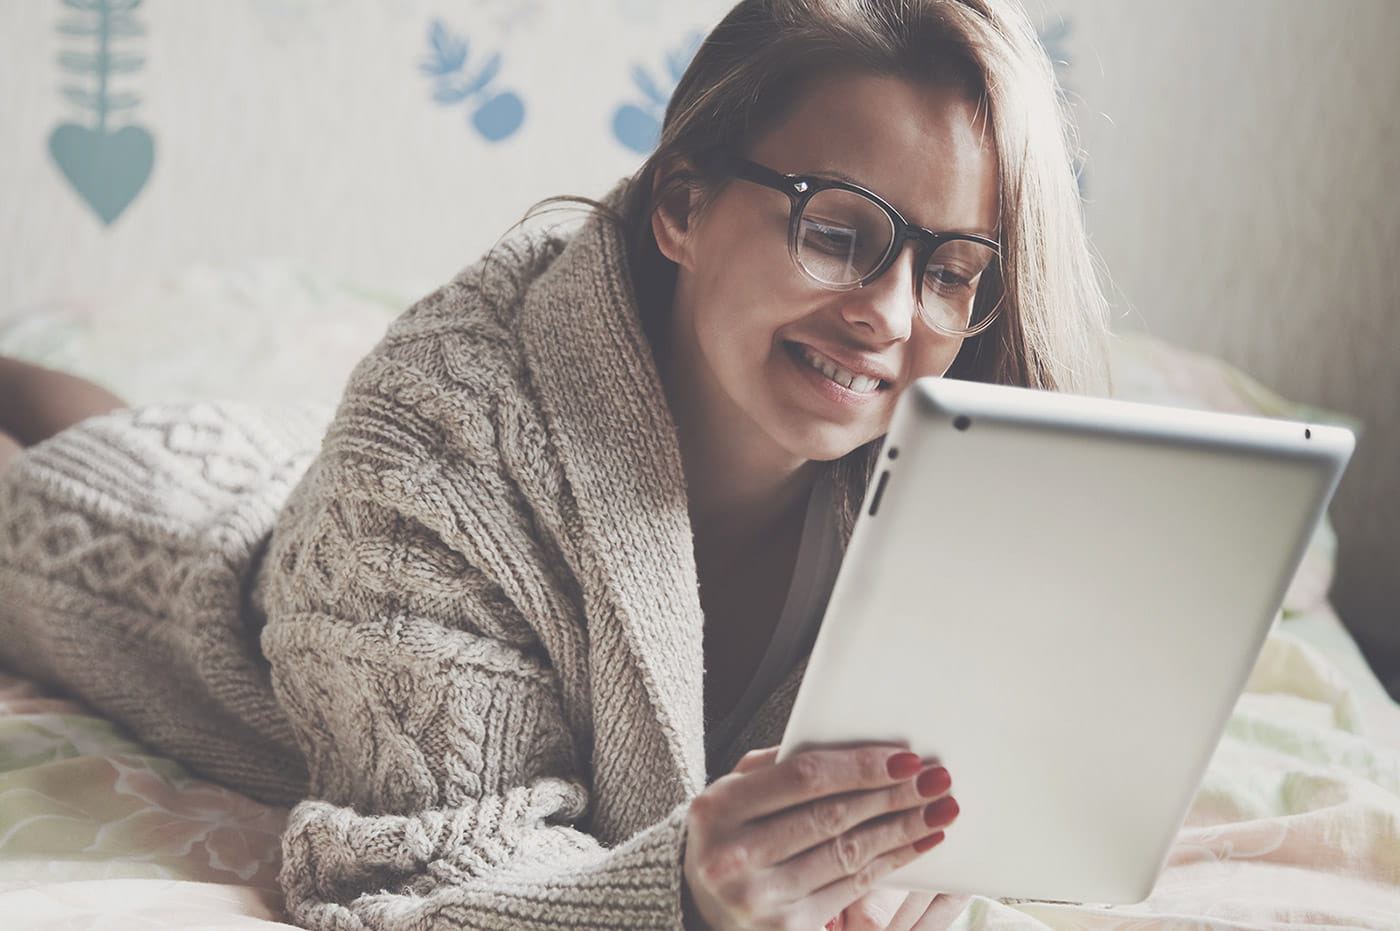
[1053,0,1400,687]
[2,1,1396,683]
[1,0,733,304]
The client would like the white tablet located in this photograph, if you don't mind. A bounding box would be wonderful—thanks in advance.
[778,377,1354,905]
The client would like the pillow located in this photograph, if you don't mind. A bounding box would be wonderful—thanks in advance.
[0,261,427,410]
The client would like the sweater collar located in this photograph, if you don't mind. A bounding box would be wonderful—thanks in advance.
[519,186,707,799]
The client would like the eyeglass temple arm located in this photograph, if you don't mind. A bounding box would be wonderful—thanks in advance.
[728,158,809,197]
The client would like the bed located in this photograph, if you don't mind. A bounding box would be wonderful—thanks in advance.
[1,263,1398,929]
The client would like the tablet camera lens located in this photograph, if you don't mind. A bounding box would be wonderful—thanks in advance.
[954,415,971,431]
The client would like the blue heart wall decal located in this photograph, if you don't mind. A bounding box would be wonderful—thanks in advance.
[50,0,155,227]
[50,123,155,226]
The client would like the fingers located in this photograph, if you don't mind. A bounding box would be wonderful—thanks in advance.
[732,746,779,775]
[834,889,968,931]
[839,889,911,931]
[742,765,952,865]
[711,746,928,825]
[800,838,934,928]
[770,801,954,899]
[685,745,959,931]
[885,891,937,931]
[909,894,972,930]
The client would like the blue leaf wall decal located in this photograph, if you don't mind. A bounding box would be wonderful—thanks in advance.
[631,65,667,107]
[421,19,525,143]
[613,104,659,155]
[422,20,467,76]
[472,92,524,142]
[665,36,700,82]
[433,82,472,105]
[106,91,140,110]
[105,52,145,72]
[58,21,100,36]
[612,33,700,154]
[58,51,100,72]
[463,51,501,98]
[62,86,100,110]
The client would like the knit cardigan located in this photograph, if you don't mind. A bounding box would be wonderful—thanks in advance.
[0,198,810,929]
[262,202,730,930]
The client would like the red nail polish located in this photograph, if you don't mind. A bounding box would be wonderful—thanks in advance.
[886,752,922,779]
[915,766,951,798]
[923,796,960,827]
[913,831,945,853]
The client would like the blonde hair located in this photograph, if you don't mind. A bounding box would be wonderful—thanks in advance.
[618,0,1111,524]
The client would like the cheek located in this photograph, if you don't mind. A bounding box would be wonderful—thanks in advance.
[693,249,803,347]
[691,202,802,309]
[906,330,965,379]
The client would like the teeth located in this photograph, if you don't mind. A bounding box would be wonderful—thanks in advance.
[800,346,882,393]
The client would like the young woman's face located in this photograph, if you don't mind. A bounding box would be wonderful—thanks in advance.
[661,71,1000,465]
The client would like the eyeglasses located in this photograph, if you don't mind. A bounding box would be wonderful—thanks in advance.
[729,158,1003,337]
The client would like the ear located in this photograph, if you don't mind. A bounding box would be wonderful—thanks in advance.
[650,160,700,269]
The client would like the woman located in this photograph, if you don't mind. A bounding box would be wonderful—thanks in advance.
[0,0,1108,927]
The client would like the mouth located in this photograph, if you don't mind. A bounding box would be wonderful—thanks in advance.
[788,342,893,396]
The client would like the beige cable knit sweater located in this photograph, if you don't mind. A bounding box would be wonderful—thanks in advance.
[0,198,814,929]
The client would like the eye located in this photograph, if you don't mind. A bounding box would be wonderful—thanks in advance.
[924,263,977,294]
[922,239,996,299]
[800,219,859,256]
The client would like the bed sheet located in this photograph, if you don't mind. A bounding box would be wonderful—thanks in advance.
[3,606,1396,929]
[0,669,294,928]
[1,264,1397,929]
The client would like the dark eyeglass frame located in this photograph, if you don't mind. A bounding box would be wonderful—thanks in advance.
[728,157,1003,336]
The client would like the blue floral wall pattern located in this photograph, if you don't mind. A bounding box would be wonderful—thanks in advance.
[421,19,525,143]
[49,0,156,227]
[611,32,700,155]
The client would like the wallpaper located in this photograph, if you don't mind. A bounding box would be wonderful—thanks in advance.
[1,0,735,305]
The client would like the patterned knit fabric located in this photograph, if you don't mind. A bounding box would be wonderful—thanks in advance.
[0,401,321,804]
[260,205,711,929]
[0,195,809,928]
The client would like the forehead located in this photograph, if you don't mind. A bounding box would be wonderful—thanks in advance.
[746,71,999,235]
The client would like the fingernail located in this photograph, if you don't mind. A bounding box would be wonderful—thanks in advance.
[915,766,951,798]
[923,796,960,827]
[886,751,922,779]
[913,830,945,853]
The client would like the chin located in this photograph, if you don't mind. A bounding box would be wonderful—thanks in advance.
[780,424,879,464]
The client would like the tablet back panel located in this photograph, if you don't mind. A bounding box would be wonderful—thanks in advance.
[779,379,1353,904]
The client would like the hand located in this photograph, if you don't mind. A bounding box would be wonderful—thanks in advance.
[683,745,960,931]
[829,889,971,930]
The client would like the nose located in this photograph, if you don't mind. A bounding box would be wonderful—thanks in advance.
[838,244,921,342]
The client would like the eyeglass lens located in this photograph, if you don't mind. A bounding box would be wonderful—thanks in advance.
[795,188,998,334]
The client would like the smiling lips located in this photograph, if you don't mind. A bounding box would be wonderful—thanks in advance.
[795,343,892,395]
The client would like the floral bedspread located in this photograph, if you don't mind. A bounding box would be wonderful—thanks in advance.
[3,607,1397,929]
[0,671,294,928]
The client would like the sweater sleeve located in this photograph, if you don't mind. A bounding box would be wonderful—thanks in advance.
[259,336,692,929]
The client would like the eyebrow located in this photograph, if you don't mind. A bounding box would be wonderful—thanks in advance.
[800,166,1000,241]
